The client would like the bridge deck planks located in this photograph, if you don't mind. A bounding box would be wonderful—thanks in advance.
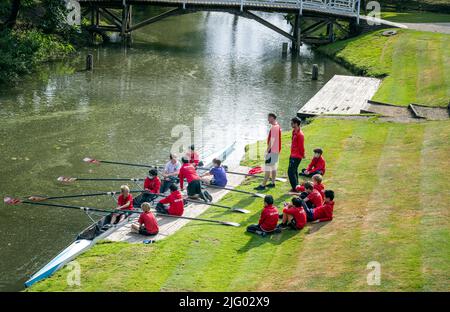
[298,75,382,117]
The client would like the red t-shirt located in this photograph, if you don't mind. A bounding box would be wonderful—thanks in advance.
[144,176,161,194]
[313,201,335,222]
[290,128,305,159]
[306,189,323,208]
[306,155,326,175]
[283,205,307,229]
[117,194,133,210]
[258,205,279,232]
[138,211,159,233]
[179,163,200,189]
[186,151,200,166]
[267,122,282,154]
[296,183,325,200]
[158,190,184,216]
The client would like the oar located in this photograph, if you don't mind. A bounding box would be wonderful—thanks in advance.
[150,209,240,227]
[183,199,250,214]
[57,176,145,183]
[203,184,265,198]
[197,167,287,183]
[153,193,250,214]
[83,157,164,169]
[25,190,143,202]
[3,197,136,215]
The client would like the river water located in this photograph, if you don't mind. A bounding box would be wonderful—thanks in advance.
[0,10,349,291]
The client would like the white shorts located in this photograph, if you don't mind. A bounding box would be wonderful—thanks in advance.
[264,153,279,171]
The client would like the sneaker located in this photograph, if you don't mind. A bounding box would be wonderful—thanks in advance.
[254,185,266,191]
[203,191,213,202]
[278,223,289,229]
[266,182,276,188]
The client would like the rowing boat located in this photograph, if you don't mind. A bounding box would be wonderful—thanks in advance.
[24,142,237,287]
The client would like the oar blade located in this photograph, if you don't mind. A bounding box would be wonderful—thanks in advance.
[57,176,77,183]
[83,157,100,164]
[231,208,250,214]
[3,197,22,205]
[221,221,241,227]
[27,196,48,202]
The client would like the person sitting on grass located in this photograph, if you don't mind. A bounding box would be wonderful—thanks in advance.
[246,195,279,237]
[110,185,134,225]
[200,158,228,187]
[293,174,325,201]
[279,197,307,230]
[299,181,323,209]
[155,184,184,216]
[303,190,335,223]
[300,148,326,177]
[131,202,159,236]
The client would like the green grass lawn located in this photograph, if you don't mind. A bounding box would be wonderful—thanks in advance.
[381,11,450,23]
[28,118,450,292]
[317,29,450,107]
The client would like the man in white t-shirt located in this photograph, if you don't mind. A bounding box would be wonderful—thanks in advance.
[160,153,181,193]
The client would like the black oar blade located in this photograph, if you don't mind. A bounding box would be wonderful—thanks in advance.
[221,221,241,227]
[231,208,250,214]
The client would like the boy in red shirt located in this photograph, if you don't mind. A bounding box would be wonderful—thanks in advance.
[300,148,326,177]
[134,169,161,207]
[246,195,279,237]
[155,184,184,216]
[111,185,133,224]
[303,190,335,223]
[300,181,323,209]
[288,117,305,192]
[279,197,307,230]
[131,202,159,236]
[294,174,325,200]
[185,144,200,167]
[179,156,211,202]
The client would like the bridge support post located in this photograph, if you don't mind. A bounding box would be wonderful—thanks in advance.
[292,13,301,54]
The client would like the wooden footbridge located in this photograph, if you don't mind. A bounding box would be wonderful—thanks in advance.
[77,0,361,51]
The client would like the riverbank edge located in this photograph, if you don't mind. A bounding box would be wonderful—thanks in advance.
[26,117,450,291]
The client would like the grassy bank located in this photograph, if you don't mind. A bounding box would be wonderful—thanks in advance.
[317,29,450,107]
[380,11,450,23]
[28,118,450,291]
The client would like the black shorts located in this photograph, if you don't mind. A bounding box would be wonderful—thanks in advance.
[187,180,202,196]
[139,227,158,236]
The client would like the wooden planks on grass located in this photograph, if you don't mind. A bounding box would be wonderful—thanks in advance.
[298,75,381,117]
[105,166,249,243]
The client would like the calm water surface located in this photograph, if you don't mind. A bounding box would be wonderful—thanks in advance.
[0,11,350,291]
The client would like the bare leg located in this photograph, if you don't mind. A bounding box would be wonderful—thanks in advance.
[110,214,118,224]
[262,170,270,186]
[130,223,140,233]
[271,169,277,184]
[287,215,294,223]
[282,213,289,224]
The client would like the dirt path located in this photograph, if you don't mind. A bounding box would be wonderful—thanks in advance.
[404,22,450,34]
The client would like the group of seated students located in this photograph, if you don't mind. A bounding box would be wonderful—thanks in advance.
[247,149,334,236]
[109,146,230,237]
